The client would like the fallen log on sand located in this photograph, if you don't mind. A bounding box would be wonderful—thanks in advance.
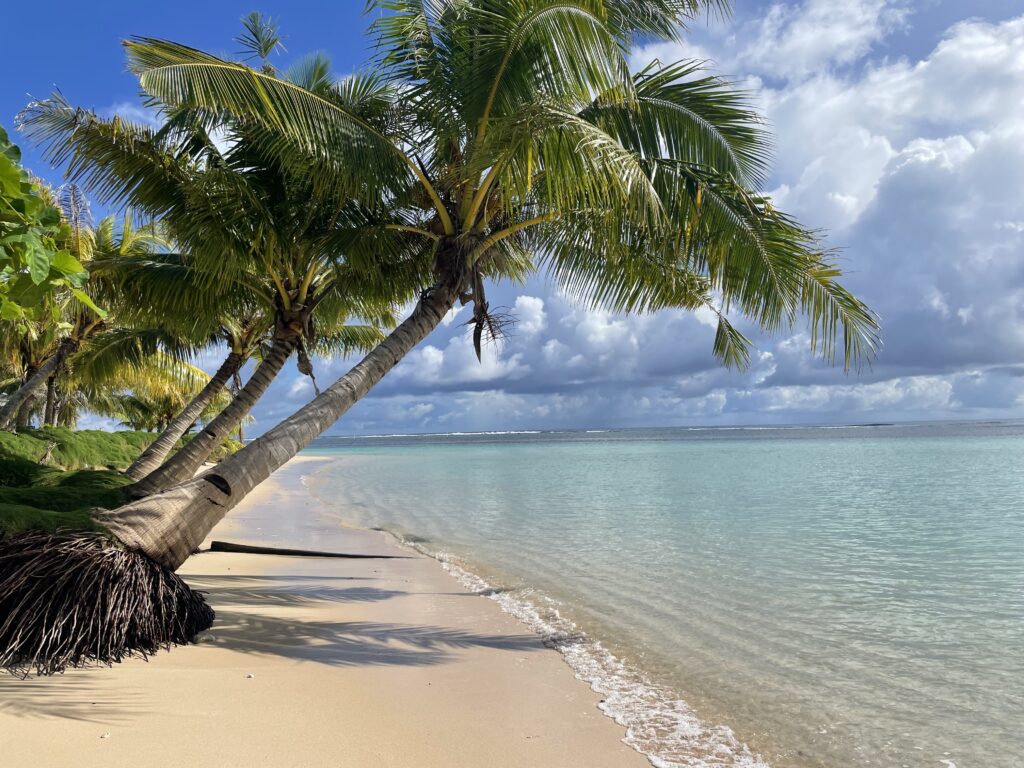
[209,540,409,559]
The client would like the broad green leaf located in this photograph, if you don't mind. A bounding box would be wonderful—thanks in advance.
[72,288,108,318]
[7,272,47,307]
[27,236,52,284]
[51,249,86,276]
[0,298,22,321]
[0,156,21,197]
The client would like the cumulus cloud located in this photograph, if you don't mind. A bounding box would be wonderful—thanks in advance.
[733,0,911,79]
[513,295,547,335]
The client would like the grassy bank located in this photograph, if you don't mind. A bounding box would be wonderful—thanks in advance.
[0,428,241,536]
[0,428,154,474]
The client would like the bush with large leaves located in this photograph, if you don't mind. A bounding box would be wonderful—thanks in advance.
[0,126,90,334]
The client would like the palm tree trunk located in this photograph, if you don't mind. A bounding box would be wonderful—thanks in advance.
[15,395,35,430]
[125,351,245,481]
[233,370,245,442]
[94,282,457,570]
[128,336,297,496]
[0,338,78,431]
[43,377,57,427]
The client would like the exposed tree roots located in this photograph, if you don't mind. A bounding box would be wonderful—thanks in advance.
[0,531,214,677]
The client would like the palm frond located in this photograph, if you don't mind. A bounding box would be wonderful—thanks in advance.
[583,59,770,187]
[712,311,752,370]
[18,95,193,215]
[310,324,388,358]
[124,37,411,203]
[284,52,335,93]
[236,12,286,63]
[68,328,198,387]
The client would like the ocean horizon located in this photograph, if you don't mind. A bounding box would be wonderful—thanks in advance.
[302,419,1024,767]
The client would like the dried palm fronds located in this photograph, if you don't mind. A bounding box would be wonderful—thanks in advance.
[0,531,214,677]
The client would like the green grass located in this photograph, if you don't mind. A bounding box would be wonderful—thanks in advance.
[0,428,154,472]
[0,428,241,537]
[0,463,131,536]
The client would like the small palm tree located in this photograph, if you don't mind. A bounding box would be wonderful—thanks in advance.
[83,348,232,432]
[85,1,878,571]
[106,256,267,479]
[113,252,394,493]
[0,209,159,429]
[62,331,229,430]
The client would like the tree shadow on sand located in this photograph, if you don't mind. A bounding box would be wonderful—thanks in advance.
[193,584,408,607]
[0,672,144,723]
[206,611,544,667]
[184,573,370,585]
[190,571,544,667]
[0,572,545,721]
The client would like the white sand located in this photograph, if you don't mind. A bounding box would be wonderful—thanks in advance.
[0,456,650,767]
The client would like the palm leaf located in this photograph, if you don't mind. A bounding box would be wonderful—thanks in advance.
[123,37,412,204]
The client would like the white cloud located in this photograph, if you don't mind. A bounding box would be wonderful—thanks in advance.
[513,295,546,335]
[734,0,910,79]
[102,101,163,129]
[741,376,957,414]
[393,331,529,387]
[441,303,469,327]
[635,11,1024,234]
[408,402,434,420]
[288,377,314,399]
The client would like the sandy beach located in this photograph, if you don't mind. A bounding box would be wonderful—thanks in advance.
[0,455,649,768]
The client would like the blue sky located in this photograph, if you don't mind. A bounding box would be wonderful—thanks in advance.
[5,1,1024,435]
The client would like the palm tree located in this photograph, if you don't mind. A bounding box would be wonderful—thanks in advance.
[0,211,160,430]
[22,50,412,490]
[83,1,879,571]
[93,250,268,473]
[0,182,89,429]
[82,345,233,432]
[118,254,393,494]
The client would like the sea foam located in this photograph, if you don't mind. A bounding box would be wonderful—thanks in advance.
[415,544,770,768]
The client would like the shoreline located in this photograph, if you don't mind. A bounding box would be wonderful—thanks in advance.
[301,454,769,768]
[0,455,650,768]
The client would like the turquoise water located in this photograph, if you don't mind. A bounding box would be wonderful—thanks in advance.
[303,423,1024,767]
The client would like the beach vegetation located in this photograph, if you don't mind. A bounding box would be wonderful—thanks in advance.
[0,126,90,332]
[22,61,411,492]
[0,427,243,536]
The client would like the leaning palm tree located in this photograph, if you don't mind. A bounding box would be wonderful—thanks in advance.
[80,342,233,432]
[4,329,215,430]
[96,0,878,572]
[122,262,397,496]
[22,66,411,491]
[0,183,94,429]
[87,248,292,478]
[106,256,266,479]
[0,306,63,428]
